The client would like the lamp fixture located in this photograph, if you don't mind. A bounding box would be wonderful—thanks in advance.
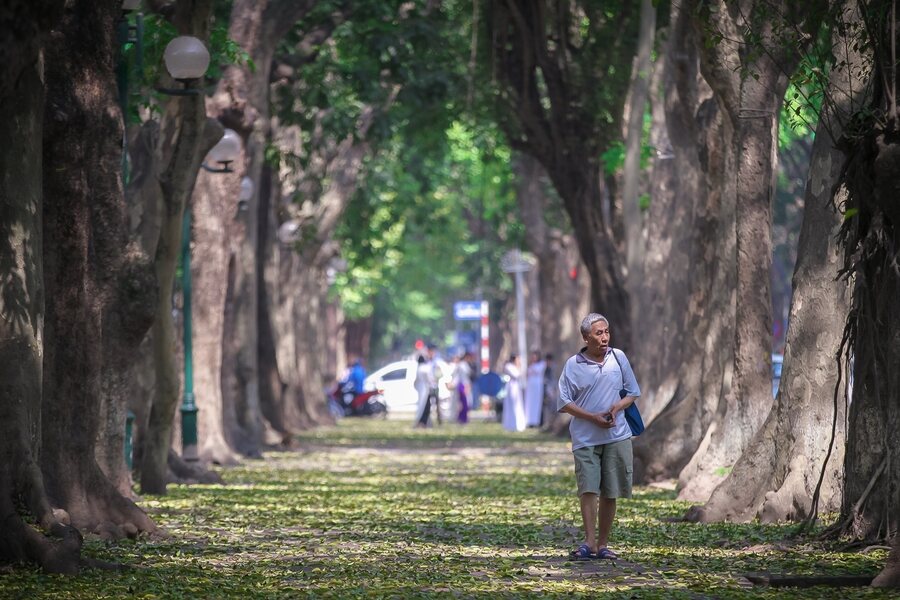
[237,176,254,212]
[277,220,300,245]
[157,36,210,96]
[201,129,241,173]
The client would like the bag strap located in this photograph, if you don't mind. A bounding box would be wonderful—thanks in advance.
[608,349,628,395]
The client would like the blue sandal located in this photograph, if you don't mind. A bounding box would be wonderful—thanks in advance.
[568,544,596,561]
[595,547,619,560]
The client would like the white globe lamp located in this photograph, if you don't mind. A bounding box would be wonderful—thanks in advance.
[239,176,254,201]
[207,129,241,166]
[163,36,210,81]
[277,220,300,245]
[237,177,254,213]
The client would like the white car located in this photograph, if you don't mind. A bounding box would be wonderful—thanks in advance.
[364,359,453,414]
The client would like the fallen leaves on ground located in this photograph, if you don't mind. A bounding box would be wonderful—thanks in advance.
[0,418,891,599]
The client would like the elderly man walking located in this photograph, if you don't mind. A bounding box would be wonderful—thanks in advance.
[558,313,641,561]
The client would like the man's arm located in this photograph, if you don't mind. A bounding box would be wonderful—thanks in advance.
[608,395,636,420]
[559,401,614,429]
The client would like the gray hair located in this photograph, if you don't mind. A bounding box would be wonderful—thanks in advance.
[579,313,609,336]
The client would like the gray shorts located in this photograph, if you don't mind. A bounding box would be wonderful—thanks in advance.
[572,438,633,498]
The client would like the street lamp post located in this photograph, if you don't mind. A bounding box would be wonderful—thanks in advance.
[501,249,536,391]
[179,128,242,461]
[179,206,198,460]
[157,34,213,461]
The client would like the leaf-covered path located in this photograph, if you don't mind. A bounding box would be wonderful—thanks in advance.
[1,418,891,598]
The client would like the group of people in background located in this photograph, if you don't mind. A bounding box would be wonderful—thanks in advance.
[414,345,477,428]
[502,350,555,433]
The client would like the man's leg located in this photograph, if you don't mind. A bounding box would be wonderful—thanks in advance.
[597,497,616,550]
[573,446,602,554]
[579,493,599,551]
[596,438,632,556]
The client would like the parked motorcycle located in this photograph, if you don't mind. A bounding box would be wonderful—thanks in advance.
[329,381,387,418]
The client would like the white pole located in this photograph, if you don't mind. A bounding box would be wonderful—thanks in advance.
[480,300,490,374]
[514,268,528,391]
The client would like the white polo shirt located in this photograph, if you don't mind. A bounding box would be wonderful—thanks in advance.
[557,348,641,451]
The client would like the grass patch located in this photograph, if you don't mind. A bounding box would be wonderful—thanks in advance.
[0,418,890,598]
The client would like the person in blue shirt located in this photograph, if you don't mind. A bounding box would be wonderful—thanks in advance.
[348,357,367,395]
[558,313,641,561]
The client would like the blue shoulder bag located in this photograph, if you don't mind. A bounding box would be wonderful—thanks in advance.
[610,350,645,436]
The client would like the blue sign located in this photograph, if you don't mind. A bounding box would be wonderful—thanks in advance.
[455,330,478,348]
[453,301,482,321]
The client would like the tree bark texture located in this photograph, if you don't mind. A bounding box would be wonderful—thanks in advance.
[40,0,155,540]
[622,0,656,310]
[262,248,332,432]
[676,0,826,502]
[257,161,293,442]
[873,537,900,588]
[690,7,864,520]
[190,164,243,465]
[631,0,737,484]
[139,0,218,494]
[0,0,80,573]
[835,0,900,551]
[193,0,323,460]
[258,121,372,435]
[95,62,158,501]
[513,152,591,428]
[116,121,163,493]
[487,0,637,347]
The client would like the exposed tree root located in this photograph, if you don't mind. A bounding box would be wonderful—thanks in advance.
[0,502,82,575]
[819,456,886,540]
[47,465,157,541]
[872,540,900,588]
[744,573,874,588]
[0,429,82,574]
[167,449,225,485]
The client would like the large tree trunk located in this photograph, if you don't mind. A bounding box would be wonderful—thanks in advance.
[631,0,736,483]
[487,0,638,347]
[40,0,155,539]
[139,0,218,494]
[95,121,161,498]
[552,165,630,342]
[190,163,242,464]
[193,0,323,461]
[257,161,293,442]
[262,242,335,433]
[95,42,158,503]
[513,152,591,430]
[258,103,376,436]
[0,0,81,573]
[688,7,863,520]
[622,0,655,310]
[834,2,900,556]
[676,0,825,501]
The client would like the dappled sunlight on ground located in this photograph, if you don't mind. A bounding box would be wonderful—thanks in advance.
[1,419,891,598]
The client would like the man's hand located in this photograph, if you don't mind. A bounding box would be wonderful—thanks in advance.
[593,412,615,428]
[560,402,616,428]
